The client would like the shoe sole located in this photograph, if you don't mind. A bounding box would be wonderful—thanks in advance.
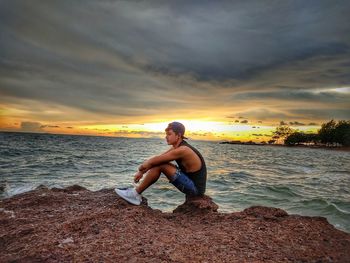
[115,188,141,205]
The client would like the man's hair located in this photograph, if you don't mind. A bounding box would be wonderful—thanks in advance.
[165,121,188,139]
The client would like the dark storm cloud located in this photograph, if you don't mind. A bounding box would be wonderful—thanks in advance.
[233,109,292,121]
[0,0,349,121]
[290,109,350,120]
[232,89,350,103]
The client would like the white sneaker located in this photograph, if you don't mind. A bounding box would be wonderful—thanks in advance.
[115,187,142,205]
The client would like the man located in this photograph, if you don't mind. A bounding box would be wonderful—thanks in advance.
[116,121,207,205]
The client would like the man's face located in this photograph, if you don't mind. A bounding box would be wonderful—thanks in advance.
[165,129,180,145]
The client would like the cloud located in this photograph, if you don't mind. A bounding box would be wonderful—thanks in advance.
[240,120,248,124]
[20,121,43,132]
[93,128,111,132]
[0,1,349,125]
[190,132,211,137]
[290,109,350,120]
[234,109,292,121]
[113,130,164,137]
[232,89,350,104]
[40,125,60,128]
[289,121,305,126]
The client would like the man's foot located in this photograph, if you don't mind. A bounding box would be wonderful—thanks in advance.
[115,187,142,205]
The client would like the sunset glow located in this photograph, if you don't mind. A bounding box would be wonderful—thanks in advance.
[0,112,320,142]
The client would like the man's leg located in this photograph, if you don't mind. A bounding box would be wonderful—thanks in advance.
[136,163,176,194]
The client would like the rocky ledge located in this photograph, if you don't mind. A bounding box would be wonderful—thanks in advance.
[1,185,350,262]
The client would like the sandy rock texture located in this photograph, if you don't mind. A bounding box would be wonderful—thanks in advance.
[1,185,350,262]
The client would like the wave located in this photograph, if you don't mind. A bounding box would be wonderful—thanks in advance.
[229,171,255,179]
[0,183,66,199]
[1,184,36,198]
[264,185,301,198]
[327,202,350,215]
[293,198,350,221]
[1,133,350,232]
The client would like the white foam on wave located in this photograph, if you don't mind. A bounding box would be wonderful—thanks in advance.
[327,201,350,215]
[47,183,64,189]
[5,184,37,197]
[1,183,66,199]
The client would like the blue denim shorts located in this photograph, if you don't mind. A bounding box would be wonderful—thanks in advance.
[170,168,198,196]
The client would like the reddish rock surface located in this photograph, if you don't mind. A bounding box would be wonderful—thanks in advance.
[1,185,350,262]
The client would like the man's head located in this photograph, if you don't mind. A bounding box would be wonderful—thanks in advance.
[165,121,188,140]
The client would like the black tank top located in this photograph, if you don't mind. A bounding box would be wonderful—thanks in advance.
[175,140,207,195]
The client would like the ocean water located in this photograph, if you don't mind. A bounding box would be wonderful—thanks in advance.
[1,132,350,233]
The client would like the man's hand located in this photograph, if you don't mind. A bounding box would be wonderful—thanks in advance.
[138,160,151,173]
[134,171,144,183]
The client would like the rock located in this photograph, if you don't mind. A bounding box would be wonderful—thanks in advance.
[61,237,74,244]
[242,206,288,219]
[173,195,219,214]
[58,237,74,248]
[1,185,350,263]
[35,185,49,191]
[51,184,87,193]
[64,185,87,193]
[0,181,8,192]
[2,209,15,218]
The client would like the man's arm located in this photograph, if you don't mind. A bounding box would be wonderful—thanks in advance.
[162,146,174,154]
[138,147,185,173]
[134,146,175,182]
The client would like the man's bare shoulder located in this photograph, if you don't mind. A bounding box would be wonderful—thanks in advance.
[168,145,187,155]
[176,145,195,155]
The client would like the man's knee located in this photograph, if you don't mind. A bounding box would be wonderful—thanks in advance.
[159,163,174,171]
[159,164,177,178]
[149,166,161,173]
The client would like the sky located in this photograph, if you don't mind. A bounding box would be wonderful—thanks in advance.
[0,0,350,141]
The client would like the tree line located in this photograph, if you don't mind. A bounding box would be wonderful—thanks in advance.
[271,120,350,147]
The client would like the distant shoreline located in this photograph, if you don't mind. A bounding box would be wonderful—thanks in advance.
[220,141,350,152]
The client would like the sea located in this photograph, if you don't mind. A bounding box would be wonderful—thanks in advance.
[1,132,350,233]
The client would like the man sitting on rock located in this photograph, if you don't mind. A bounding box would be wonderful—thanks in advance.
[116,121,207,205]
